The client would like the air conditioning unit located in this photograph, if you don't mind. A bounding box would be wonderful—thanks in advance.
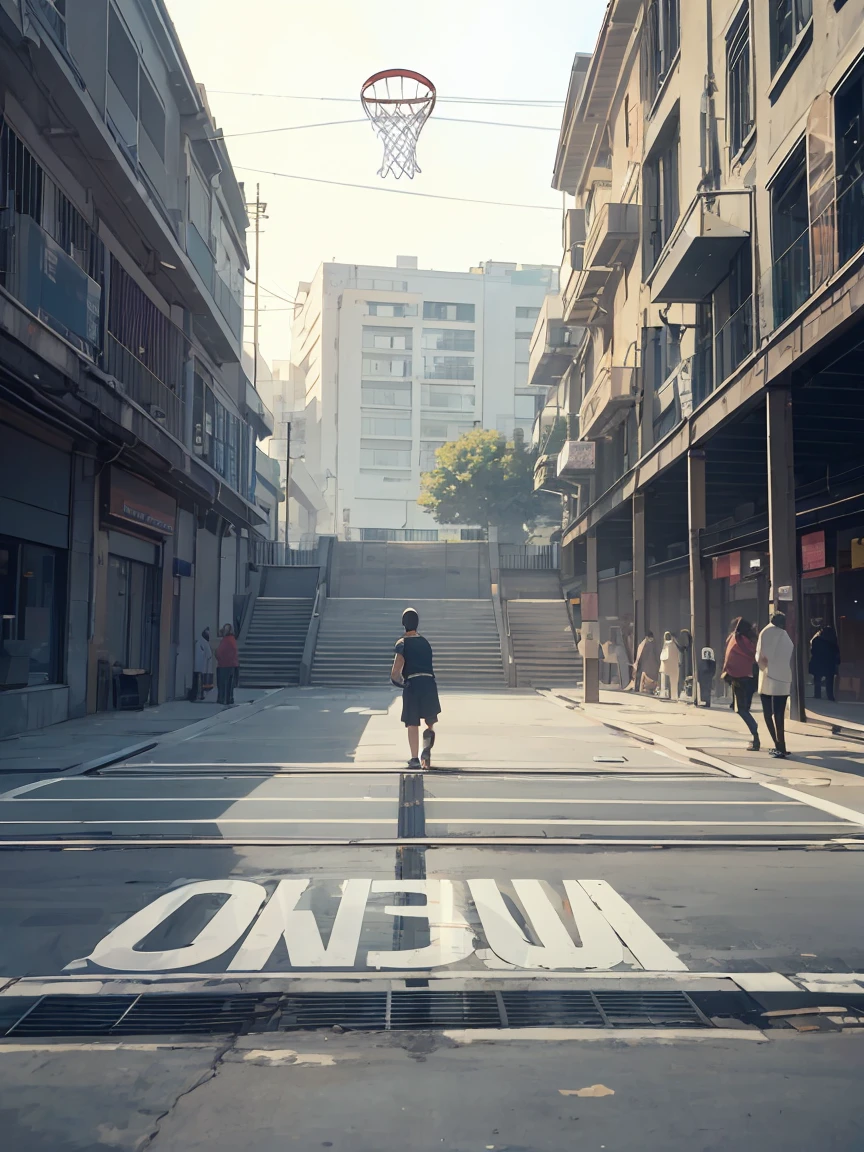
[563,208,586,253]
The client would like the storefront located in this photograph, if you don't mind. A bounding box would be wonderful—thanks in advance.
[0,420,70,697]
[98,468,176,710]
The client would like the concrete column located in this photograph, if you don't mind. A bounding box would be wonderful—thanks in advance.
[688,450,708,705]
[632,493,646,644]
[583,528,600,704]
[766,387,803,719]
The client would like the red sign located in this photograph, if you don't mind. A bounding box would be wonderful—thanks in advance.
[801,531,826,572]
[712,552,741,584]
[581,592,599,621]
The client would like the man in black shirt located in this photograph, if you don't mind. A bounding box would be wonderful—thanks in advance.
[390,607,441,768]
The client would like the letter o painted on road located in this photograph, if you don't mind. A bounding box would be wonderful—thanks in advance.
[88,880,268,972]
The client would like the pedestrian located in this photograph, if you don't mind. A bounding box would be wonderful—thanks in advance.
[659,630,682,699]
[215,623,239,706]
[190,627,212,702]
[809,622,840,702]
[698,645,716,708]
[604,626,631,689]
[721,617,760,750]
[633,630,660,693]
[390,606,440,769]
[757,612,795,759]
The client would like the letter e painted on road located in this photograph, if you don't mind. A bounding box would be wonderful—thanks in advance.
[366,880,475,969]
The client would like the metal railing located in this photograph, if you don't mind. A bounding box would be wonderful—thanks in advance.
[105,333,184,441]
[692,295,754,405]
[499,543,561,570]
[252,539,319,567]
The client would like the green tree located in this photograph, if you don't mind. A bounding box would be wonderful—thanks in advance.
[418,428,558,543]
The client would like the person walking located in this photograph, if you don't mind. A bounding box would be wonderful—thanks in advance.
[390,606,440,769]
[809,623,840,702]
[697,645,716,708]
[721,617,760,750]
[191,627,212,702]
[659,631,682,699]
[633,631,660,693]
[757,612,794,759]
[216,623,239,706]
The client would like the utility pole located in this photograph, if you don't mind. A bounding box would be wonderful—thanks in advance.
[245,185,268,388]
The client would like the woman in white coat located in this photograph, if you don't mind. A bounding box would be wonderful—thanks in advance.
[659,631,682,699]
[756,612,794,758]
[192,627,213,702]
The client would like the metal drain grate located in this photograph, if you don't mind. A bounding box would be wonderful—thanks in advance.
[6,994,274,1037]
[1,990,713,1037]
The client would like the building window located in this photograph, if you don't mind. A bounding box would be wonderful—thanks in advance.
[367,302,417,317]
[192,362,247,494]
[835,59,864,266]
[355,278,408,291]
[360,414,412,437]
[420,441,444,471]
[514,395,538,421]
[361,356,411,377]
[360,529,439,542]
[422,328,475,351]
[422,355,474,381]
[0,539,64,687]
[362,327,412,350]
[423,301,475,322]
[420,418,476,440]
[421,385,476,411]
[515,306,541,320]
[361,381,412,408]
[359,440,412,469]
[727,5,753,156]
[770,0,812,75]
[771,142,810,326]
[643,121,680,271]
[644,0,680,103]
[460,528,485,541]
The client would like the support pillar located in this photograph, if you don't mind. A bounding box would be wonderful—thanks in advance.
[688,450,708,705]
[766,387,803,719]
[583,528,600,704]
[633,493,646,646]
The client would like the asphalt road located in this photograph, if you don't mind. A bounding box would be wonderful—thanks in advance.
[1,687,863,1151]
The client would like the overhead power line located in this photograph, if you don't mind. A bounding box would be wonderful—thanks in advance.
[209,88,564,108]
[234,165,559,211]
[214,115,558,142]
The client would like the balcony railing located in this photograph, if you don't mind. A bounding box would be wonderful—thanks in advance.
[27,0,67,48]
[104,333,185,441]
[185,223,244,343]
[772,228,810,328]
[693,296,754,406]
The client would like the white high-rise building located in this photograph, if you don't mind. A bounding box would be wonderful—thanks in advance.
[291,258,558,541]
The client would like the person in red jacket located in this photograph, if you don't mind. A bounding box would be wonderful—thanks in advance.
[721,617,760,750]
[215,623,239,706]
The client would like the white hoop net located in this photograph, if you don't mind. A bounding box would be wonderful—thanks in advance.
[361,70,436,180]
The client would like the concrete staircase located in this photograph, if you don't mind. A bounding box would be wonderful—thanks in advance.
[311,598,505,688]
[506,599,582,688]
[238,597,314,687]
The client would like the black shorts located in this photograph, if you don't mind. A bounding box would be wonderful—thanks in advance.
[401,677,441,727]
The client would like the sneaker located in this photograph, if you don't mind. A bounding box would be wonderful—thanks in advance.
[407,757,422,769]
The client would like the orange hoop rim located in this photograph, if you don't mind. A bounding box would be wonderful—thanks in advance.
[361,69,437,110]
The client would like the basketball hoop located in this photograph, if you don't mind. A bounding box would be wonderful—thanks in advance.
[361,69,436,180]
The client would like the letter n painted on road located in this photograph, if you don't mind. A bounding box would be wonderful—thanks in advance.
[228,879,371,969]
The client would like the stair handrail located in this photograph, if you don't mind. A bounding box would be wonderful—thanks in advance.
[299,577,327,686]
[237,566,262,651]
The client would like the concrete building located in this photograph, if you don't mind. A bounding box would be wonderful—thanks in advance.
[533,0,864,713]
[0,0,272,735]
[290,257,557,542]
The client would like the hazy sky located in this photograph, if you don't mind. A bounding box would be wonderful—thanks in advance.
[164,0,608,363]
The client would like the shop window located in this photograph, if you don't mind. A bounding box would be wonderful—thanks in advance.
[0,538,64,688]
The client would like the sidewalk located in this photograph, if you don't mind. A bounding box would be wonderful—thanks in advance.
[0,690,272,781]
[561,687,864,803]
